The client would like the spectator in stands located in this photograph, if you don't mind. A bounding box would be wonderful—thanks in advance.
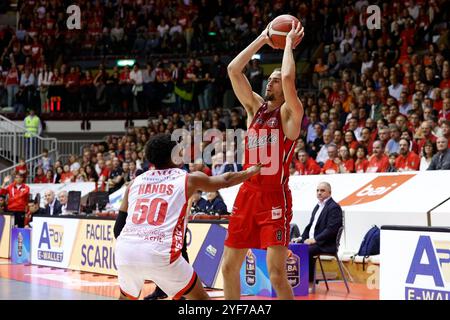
[69,155,81,173]
[0,173,29,228]
[398,91,412,115]
[130,63,144,112]
[441,120,450,140]
[43,190,62,216]
[387,153,398,173]
[355,146,369,173]
[395,139,421,171]
[58,191,68,215]
[333,129,344,150]
[344,130,359,158]
[108,157,124,194]
[420,140,436,171]
[45,169,54,183]
[377,125,390,148]
[300,182,342,293]
[338,145,355,173]
[5,64,19,109]
[25,198,45,228]
[294,150,321,175]
[37,64,53,113]
[128,161,143,180]
[198,191,228,216]
[428,137,450,170]
[367,141,389,173]
[33,166,48,183]
[385,124,402,155]
[218,151,242,174]
[53,166,62,183]
[60,164,74,183]
[15,157,27,179]
[85,165,99,183]
[321,144,340,174]
[246,58,264,95]
[417,120,438,153]
[347,117,363,141]
[316,129,333,166]
[190,190,208,215]
[37,148,53,172]
[388,74,403,101]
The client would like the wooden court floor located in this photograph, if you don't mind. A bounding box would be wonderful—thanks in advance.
[0,259,379,300]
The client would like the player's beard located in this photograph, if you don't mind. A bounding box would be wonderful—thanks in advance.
[264,93,275,101]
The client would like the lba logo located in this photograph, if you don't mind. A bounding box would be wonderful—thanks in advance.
[37,222,64,262]
[405,236,450,300]
[339,175,415,206]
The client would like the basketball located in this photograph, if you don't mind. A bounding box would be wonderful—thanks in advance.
[268,14,302,49]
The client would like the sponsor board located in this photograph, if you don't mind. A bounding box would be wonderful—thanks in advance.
[381,228,450,300]
[11,228,31,264]
[240,243,309,297]
[0,214,13,258]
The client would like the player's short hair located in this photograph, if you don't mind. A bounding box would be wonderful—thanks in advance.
[144,133,177,169]
[272,67,281,73]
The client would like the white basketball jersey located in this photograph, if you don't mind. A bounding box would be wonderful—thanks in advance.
[116,168,188,265]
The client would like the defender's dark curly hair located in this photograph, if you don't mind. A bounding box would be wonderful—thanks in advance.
[144,133,177,169]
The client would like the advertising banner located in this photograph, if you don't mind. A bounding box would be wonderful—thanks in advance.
[192,224,227,288]
[69,219,117,275]
[0,214,13,258]
[380,226,450,300]
[240,243,309,297]
[31,217,79,268]
[11,228,31,264]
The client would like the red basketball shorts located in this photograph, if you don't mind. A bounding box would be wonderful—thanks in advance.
[224,182,293,249]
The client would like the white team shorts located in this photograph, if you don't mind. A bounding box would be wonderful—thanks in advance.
[117,256,197,299]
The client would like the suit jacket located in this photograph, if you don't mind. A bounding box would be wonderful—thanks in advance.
[45,199,62,216]
[301,197,343,253]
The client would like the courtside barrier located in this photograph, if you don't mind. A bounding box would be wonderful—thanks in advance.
[380,225,450,300]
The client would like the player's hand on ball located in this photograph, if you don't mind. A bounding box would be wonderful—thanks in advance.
[287,20,304,49]
[260,24,277,49]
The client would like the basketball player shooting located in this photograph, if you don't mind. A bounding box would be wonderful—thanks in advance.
[222,20,305,300]
[114,133,261,300]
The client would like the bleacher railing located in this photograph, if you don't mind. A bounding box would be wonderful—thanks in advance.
[57,140,103,164]
[0,114,57,183]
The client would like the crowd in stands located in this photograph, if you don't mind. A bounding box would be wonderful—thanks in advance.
[0,0,450,196]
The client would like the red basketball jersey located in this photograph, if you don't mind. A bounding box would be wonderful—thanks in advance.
[244,103,296,186]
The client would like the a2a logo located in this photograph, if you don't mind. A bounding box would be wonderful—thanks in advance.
[406,236,450,288]
[38,222,64,249]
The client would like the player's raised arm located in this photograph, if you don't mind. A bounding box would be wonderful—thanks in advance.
[280,21,305,141]
[227,27,275,116]
[187,164,261,196]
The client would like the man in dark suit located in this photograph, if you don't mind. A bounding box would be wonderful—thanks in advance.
[43,190,62,216]
[300,182,343,290]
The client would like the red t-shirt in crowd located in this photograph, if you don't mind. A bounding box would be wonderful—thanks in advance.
[440,79,450,90]
[322,159,339,174]
[395,151,420,171]
[294,158,321,175]
[355,159,369,173]
[438,109,450,121]
[342,159,355,173]
[202,166,212,176]
[366,154,389,173]
[417,135,438,153]
[33,175,49,184]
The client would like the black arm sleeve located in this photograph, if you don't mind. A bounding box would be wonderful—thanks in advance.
[114,211,128,239]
